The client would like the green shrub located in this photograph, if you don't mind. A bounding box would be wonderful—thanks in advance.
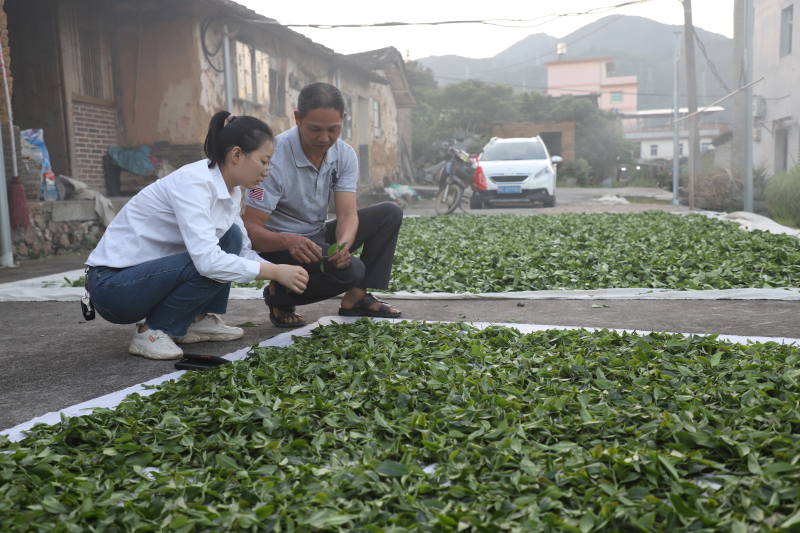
[765,166,800,228]
[558,157,593,186]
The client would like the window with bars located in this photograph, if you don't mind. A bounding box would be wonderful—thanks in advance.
[611,91,623,103]
[78,28,104,98]
[269,69,286,117]
[781,6,793,57]
[235,41,252,101]
[650,144,658,157]
[254,50,270,106]
[373,100,381,138]
[234,41,271,106]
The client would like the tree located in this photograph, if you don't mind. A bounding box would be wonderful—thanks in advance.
[408,79,634,180]
[522,95,635,179]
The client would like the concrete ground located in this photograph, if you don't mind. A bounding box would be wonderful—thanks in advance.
[403,186,684,217]
[2,298,798,431]
[0,252,90,283]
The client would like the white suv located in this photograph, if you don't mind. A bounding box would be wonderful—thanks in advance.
[471,137,561,209]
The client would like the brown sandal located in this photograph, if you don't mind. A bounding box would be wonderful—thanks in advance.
[339,292,401,318]
[264,289,307,328]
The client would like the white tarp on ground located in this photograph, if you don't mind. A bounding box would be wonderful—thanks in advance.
[3,316,799,442]
[2,210,798,302]
[678,210,800,237]
[2,268,799,302]
[0,269,273,302]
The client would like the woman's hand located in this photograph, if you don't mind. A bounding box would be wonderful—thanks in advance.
[258,263,308,293]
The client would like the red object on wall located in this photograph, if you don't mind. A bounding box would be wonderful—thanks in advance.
[8,176,31,229]
[471,155,487,190]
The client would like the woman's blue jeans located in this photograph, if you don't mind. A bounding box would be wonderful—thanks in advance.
[86,224,242,337]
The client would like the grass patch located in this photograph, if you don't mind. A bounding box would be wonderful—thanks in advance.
[1,319,799,532]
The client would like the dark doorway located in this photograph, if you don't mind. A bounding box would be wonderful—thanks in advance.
[6,0,71,176]
[539,132,563,158]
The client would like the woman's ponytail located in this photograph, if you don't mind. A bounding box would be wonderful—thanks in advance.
[204,110,274,169]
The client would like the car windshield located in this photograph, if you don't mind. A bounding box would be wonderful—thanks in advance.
[480,142,546,161]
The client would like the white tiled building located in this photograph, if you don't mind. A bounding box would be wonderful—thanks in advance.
[754,0,799,173]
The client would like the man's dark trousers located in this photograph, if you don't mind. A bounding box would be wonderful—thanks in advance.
[260,202,403,307]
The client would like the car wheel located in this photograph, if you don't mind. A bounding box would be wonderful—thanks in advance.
[470,197,483,210]
[543,195,556,208]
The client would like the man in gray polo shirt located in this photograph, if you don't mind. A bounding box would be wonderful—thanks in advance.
[243,83,403,328]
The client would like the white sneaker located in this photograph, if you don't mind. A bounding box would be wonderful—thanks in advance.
[173,313,244,344]
[129,324,184,360]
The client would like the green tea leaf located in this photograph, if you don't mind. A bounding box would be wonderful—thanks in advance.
[668,493,697,518]
[375,460,408,477]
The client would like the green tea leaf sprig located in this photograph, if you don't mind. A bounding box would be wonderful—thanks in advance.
[286,242,348,293]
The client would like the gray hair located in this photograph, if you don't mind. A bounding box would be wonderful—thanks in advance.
[297,82,345,119]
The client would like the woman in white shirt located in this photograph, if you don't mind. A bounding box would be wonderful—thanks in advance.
[85,111,308,360]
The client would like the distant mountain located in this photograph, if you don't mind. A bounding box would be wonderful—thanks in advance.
[417,15,733,114]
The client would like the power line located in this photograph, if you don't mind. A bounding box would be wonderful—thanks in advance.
[693,29,731,93]
[246,0,654,29]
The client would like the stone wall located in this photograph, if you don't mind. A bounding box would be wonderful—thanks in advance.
[10,200,105,261]
[73,101,118,192]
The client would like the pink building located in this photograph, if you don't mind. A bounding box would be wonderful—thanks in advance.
[545,57,639,131]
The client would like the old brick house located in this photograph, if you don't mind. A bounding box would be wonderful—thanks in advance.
[3,0,415,197]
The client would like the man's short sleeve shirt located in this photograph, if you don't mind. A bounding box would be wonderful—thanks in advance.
[245,126,358,237]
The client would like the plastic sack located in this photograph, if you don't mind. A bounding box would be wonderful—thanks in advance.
[21,129,60,200]
[20,129,52,175]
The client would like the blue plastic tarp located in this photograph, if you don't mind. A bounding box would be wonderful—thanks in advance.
[108,145,158,176]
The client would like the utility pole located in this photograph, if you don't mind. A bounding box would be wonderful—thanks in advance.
[744,0,754,211]
[673,32,681,206]
[682,0,701,210]
[732,0,746,169]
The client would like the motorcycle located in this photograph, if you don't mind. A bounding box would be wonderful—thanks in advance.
[435,146,475,215]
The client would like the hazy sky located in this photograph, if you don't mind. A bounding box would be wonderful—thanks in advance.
[238,0,734,59]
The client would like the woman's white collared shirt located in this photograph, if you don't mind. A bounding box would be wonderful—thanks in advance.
[87,160,267,283]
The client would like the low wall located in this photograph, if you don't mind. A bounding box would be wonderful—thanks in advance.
[10,198,127,261]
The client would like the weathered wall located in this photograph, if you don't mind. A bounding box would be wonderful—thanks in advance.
[73,101,118,190]
[367,80,399,189]
[114,16,208,146]
[110,12,402,195]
